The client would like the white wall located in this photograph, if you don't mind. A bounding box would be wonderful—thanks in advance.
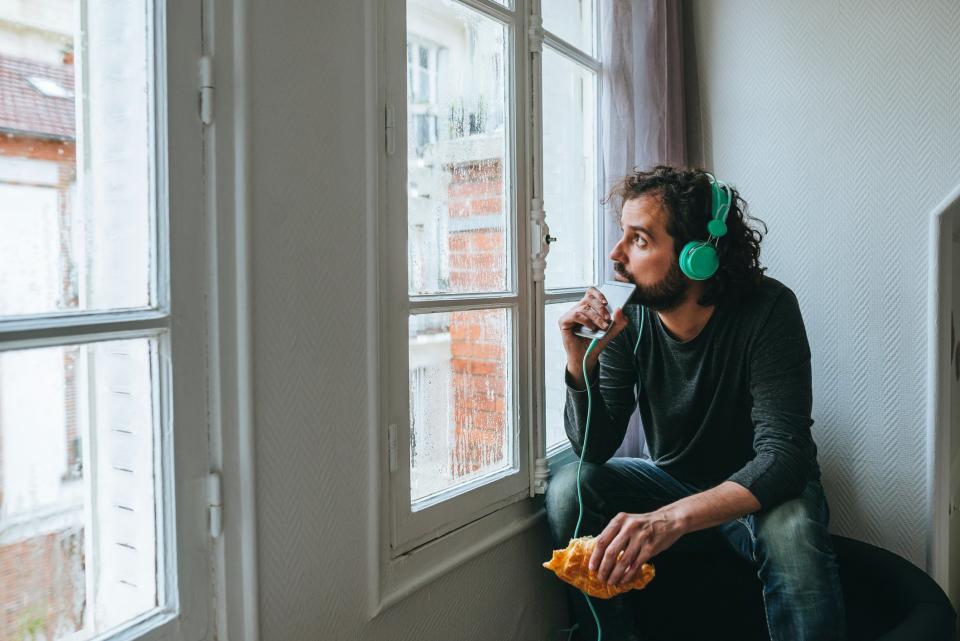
[245,1,565,639]
[685,0,960,567]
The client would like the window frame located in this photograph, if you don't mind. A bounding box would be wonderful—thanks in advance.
[538,4,606,462]
[0,3,212,641]
[371,0,604,615]
[381,0,533,558]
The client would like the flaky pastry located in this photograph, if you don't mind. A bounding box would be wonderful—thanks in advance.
[542,535,655,599]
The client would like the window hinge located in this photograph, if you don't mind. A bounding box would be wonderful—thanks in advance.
[384,104,396,156]
[208,471,223,538]
[387,423,398,473]
[528,14,544,53]
[199,55,214,126]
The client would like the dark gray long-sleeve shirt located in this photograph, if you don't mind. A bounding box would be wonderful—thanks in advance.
[563,275,820,509]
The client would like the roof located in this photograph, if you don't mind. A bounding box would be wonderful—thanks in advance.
[0,53,75,140]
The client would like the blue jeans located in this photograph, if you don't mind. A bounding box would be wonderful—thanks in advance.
[544,458,846,641]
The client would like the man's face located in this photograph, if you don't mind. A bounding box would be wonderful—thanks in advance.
[609,194,690,311]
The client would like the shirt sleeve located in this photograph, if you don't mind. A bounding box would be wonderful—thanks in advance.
[562,319,639,464]
[727,288,817,509]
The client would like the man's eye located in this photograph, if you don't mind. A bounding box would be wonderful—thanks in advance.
[634,236,646,246]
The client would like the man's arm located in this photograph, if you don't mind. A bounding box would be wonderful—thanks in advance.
[562,310,640,464]
[726,287,817,508]
[591,481,761,586]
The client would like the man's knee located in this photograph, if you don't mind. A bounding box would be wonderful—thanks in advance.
[546,463,593,515]
[754,493,835,582]
[544,462,604,541]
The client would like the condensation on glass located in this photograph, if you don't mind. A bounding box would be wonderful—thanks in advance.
[0,2,166,640]
[406,0,511,296]
[542,0,596,55]
[404,0,517,512]
[0,337,164,640]
[0,1,154,319]
[542,46,597,290]
[408,309,513,506]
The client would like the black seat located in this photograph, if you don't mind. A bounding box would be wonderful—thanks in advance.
[568,534,956,640]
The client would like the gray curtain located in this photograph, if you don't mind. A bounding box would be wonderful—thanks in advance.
[601,0,687,459]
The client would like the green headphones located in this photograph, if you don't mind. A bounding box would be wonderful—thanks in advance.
[678,172,732,281]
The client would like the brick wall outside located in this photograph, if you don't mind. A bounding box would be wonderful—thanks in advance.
[446,159,509,477]
[0,528,85,641]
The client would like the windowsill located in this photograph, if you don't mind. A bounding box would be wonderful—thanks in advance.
[369,444,578,619]
[370,492,544,619]
[546,443,578,473]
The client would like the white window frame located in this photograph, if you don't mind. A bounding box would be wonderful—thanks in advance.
[0,3,214,641]
[371,0,604,615]
[537,3,605,470]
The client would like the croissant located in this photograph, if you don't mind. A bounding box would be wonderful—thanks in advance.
[543,535,656,599]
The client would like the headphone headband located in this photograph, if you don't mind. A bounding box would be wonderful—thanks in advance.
[704,172,731,239]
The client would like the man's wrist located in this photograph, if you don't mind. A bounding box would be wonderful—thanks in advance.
[567,358,598,383]
[656,504,693,537]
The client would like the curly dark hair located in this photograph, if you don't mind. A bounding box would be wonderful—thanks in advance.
[604,165,768,307]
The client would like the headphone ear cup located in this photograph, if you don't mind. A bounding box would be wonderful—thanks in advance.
[679,241,719,280]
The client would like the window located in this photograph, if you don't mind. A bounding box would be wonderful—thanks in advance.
[378,0,602,585]
[0,3,209,641]
[539,1,603,454]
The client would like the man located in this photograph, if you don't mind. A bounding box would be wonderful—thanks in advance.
[545,165,845,640]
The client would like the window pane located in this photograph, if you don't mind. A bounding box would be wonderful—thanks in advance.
[542,0,595,55]
[542,47,597,289]
[407,0,510,296]
[0,337,164,640]
[0,1,154,319]
[409,309,513,506]
[544,302,574,450]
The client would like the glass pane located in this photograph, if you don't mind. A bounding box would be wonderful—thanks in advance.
[409,309,513,505]
[0,337,164,641]
[543,0,596,55]
[406,0,511,296]
[542,46,597,289]
[544,302,574,450]
[0,1,154,319]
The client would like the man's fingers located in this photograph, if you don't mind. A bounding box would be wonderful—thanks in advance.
[589,514,624,570]
[613,536,647,585]
[595,308,629,349]
[573,310,602,332]
[605,527,646,585]
[619,561,644,586]
[586,287,607,307]
[596,530,631,583]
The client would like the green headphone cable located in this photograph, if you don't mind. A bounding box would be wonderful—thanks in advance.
[571,306,645,641]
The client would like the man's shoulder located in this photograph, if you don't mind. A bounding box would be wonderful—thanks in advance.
[731,275,800,324]
[751,274,793,303]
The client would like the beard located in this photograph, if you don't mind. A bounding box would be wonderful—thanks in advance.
[615,260,689,311]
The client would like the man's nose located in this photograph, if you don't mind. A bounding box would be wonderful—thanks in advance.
[609,241,624,263]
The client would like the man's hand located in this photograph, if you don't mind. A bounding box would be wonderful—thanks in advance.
[589,481,763,586]
[588,510,685,586]
[558,287,630,388]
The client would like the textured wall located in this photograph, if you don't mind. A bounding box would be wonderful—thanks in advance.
[247,1,566,640]
[685,0,960,566]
